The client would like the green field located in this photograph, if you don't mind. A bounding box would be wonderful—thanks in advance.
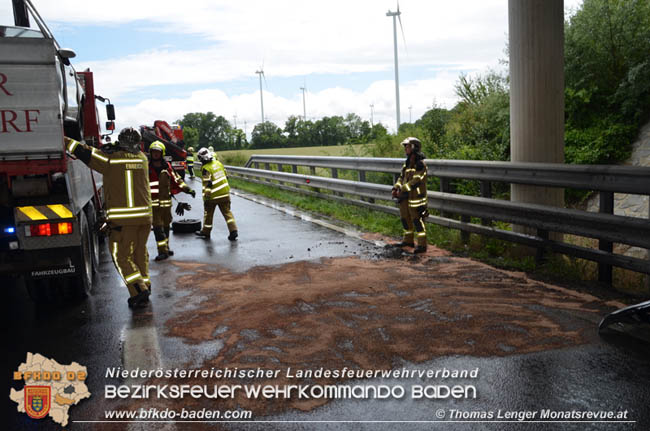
[220,144,367,158]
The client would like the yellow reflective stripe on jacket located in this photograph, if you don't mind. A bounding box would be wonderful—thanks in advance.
[107,206,149,213]
[125,170,134,207]
[67,139,79,152]
[110,159,144,164]
[107,212,151,220]
[207,182,228,193]
[91,148,109,162]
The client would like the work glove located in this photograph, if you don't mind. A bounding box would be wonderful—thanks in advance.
[175,202,192,216]
[188,189,196,198]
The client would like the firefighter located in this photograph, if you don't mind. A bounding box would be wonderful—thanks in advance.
[194,148,238,240]
[392,137,428,253]
[65,128,153,308]
[186,146,195,179]
[148,141,195,261]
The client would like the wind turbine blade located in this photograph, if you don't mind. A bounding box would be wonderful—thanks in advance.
[398,13,407,54]
[262,71,268,89]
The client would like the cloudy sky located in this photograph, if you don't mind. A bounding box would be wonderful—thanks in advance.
[2,0,583,135]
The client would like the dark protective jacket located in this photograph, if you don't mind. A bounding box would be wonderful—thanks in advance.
[67,139,152,226]
[394,153,428,209]
[149,160,191,210]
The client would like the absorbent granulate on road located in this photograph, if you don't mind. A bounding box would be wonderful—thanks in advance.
[146,250,624,416]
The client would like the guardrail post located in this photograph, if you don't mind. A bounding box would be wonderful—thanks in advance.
[598,191,614,285]
[264,163,272,183]
[254,162,259,169]
[460,215,471,243]
[309,166,320,193]
[440,177,451,218]
[277,163,284,185]
[331,168,342,196]
[291,165,299,189]
[536,229,549,263]
[480,180,492,226]
[358,170,375,203]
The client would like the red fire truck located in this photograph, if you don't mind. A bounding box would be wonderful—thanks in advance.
[0,0,114,301]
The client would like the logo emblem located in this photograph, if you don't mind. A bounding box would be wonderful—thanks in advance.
[25,386,50,419]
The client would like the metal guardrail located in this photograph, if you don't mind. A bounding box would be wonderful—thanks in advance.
[230,155,650,281]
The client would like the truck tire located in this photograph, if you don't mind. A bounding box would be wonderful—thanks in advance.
[85,200,100,274]
[172,218,201,233]
[72,210,94,298]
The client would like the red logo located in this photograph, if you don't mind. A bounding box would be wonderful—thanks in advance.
[24,386,51,420]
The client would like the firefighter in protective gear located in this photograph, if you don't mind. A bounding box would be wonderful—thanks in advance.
[65,128,153,308]
[186,146,195,179]
[392,137,428,253]
[194,148,238,240]
[148,141,195,261]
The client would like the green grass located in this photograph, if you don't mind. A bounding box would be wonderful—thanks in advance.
[219,144,369,166]
[230,177,647,299]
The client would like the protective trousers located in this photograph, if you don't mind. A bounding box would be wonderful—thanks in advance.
[109,224,151,297]
[152,207,173,255]
[399,199,427,247]
[200,197,237,235]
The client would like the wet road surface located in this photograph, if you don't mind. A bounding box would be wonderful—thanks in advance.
[4,180,650,430]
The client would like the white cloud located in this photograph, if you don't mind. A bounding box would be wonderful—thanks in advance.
[3,0,584,135]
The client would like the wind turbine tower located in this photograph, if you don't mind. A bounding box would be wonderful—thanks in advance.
[370,104,374,127]
[300,86,307,120]
[255,69,265,123]
[386,4,405,132]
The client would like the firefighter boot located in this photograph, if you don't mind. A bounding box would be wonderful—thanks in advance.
[414,246,428,254]
[127,289,150,308]
[195,231,210,239]
[155,253,169,261]
[228,230,238,241]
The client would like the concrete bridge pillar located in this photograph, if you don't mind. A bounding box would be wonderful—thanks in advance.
[509,0,565,236]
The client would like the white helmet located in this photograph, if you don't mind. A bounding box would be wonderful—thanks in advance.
[197,147,213,163]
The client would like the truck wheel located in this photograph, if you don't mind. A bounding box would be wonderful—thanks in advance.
[85,200,100,274]
[71,210,94,298]
[172,218,201,233]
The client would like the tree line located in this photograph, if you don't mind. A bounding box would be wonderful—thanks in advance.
[177,112,389,151]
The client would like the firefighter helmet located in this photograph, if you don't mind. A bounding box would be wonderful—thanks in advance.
[208,146,214,152]
[401,136,422,152]
[188,147,195,153]
[197,147,213,163]
[149,140,166,156]
[117,127,142,154]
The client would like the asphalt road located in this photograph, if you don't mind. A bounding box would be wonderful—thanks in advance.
[4,181,650,430]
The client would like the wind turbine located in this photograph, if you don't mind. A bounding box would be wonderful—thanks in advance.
[386,2,406,132]
[255,67,266,124]
[370,104,374,127]
[300,84,307,121]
